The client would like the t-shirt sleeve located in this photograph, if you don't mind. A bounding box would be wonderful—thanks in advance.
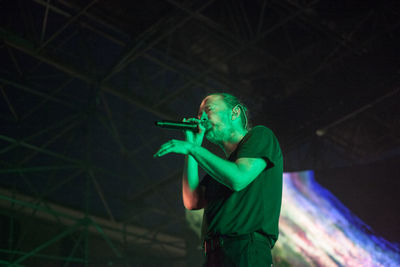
[236,126,282,169]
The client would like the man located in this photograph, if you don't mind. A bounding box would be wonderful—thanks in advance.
[154,93,283,266]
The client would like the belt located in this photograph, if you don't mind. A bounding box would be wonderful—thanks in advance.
[203,232,269,255]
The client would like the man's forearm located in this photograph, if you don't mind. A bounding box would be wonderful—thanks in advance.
[182,155,203,209]
[188,144,243,191]
[186,155,199,190]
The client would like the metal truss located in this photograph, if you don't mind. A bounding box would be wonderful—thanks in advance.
[0,0,239,264]
[0,188,185,265]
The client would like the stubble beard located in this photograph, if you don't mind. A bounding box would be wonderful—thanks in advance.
[205,121,234,145]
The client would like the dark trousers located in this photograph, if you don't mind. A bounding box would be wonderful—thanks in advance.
[203,233,273,267]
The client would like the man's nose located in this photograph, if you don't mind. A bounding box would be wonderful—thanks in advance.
[200,111,208,120]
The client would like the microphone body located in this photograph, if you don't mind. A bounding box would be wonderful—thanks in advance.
[155,120,199,131]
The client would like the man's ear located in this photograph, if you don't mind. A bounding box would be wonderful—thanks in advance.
[232,105,241,120]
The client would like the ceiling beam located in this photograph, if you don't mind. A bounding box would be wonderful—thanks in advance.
[317,88,399,136]
[31,0,235,99]
[0,187,186,257]
[38,0,99,50]
[0,27,176,120]
[100,0,217,83]
[153,0,321,108]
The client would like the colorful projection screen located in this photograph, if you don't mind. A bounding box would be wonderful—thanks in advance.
[186,170,400,266]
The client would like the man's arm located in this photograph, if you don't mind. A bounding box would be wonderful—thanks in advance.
[189,145,266,191]
[155,139,267,192]
[182,154,207,210]
[181,115,208,210]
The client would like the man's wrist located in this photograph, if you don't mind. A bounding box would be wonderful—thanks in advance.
[188,143,199,156]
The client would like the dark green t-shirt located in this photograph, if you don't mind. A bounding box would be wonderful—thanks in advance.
[200,126,283,247]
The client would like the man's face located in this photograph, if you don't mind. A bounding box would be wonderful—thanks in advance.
[198,95,232,144]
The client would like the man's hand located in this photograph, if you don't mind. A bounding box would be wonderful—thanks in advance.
[153,139,194,158]
[183,111,208,145]
[154,112,208,158]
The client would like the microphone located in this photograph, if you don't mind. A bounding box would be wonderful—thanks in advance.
[155,120,199,131]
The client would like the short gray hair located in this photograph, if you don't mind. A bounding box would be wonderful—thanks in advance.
[209,93,250,130]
